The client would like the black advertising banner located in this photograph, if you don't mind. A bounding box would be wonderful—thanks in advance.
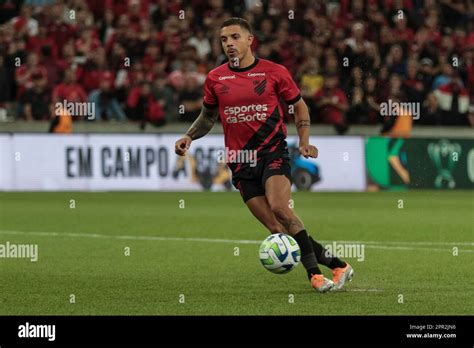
[366,137,474,190]
[409,138,474,189]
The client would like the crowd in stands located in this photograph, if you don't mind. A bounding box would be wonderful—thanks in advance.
[0,0,472,131]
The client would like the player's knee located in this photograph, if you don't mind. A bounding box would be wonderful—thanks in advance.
[270,205,292,222]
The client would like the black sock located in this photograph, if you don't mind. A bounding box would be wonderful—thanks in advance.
[293,230,322,278]
[309,236,346,269]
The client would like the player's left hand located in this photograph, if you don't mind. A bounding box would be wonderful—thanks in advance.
[299,144,318,158]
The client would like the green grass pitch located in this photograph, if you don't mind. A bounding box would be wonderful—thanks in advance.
[0,191,472,315]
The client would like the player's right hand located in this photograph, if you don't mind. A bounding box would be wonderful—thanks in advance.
[175,135,192,156]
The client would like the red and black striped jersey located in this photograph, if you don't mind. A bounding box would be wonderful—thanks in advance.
[203,58,301,158]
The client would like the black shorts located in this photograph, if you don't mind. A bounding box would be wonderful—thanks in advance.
[231,146,292,202]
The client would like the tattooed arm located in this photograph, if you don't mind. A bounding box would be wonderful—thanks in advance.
[175,104,219,156]
[293,99,318,158]
[186,104,219,140]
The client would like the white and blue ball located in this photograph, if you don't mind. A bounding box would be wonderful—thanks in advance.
[259,233,301,274]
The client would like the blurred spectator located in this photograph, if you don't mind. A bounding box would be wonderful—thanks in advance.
[386,44,406,76]
[343,66,364,97]
[39,45,60,91]
[314,72,349,134]
[432,62,455,90]
[347,73,381,125]
[379,24,395,58]
[344,22,372,68]
[46,3,75,49]
[153,75,178,123]
[324,52,340,76]
[0,54,11,105]
[420,92,442,125]
[98,9,115,44]
[28,26,58,59]
[403,59,425,104]
[434,73,470,125]
[0,1,22,25]
[298,58,323,115]
[88,73,126,122]
[10,5,38,37]
[363,74,381,124]
[142,43,162,70]
[127,81,165,128]
[169,59,205,90]
[80,47,110,92]
[75,26,100,57]
[377,66,390,91]
[380,73,403,102]
[55,40,83,73]
[440,0,468,29]
[392,14,414,51]
[178,75,202,122]
[187,30,211,60]
[419,58,436,91]
[52,68,87,105]
[21,71,50,121]
[363,43,381,72]
[15,52,46,98]
[299,58,324,97]
[347,86,368,124]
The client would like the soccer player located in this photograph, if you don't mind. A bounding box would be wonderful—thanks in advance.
[175,18,353,293]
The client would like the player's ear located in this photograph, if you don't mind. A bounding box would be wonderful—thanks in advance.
[248,33,254,46]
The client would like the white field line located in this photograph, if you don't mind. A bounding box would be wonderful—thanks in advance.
[363,245,473,253]
[0,230,473,253]
[334,240,474,246]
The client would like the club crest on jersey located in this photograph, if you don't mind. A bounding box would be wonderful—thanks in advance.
[254,79,267,95]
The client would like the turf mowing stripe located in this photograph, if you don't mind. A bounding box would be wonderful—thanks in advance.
[0,230,473,253]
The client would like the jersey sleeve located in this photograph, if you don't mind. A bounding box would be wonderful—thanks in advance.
[203,74,218,109]
[276,65,301,104]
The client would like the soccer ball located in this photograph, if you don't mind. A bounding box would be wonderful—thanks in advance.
[259,233,301,274]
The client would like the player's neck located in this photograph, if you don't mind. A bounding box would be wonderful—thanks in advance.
[228,54,258,72]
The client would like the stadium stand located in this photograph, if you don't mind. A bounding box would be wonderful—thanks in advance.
[0,0,472,132]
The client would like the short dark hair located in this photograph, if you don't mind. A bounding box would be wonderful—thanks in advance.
[220,17,253,34]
